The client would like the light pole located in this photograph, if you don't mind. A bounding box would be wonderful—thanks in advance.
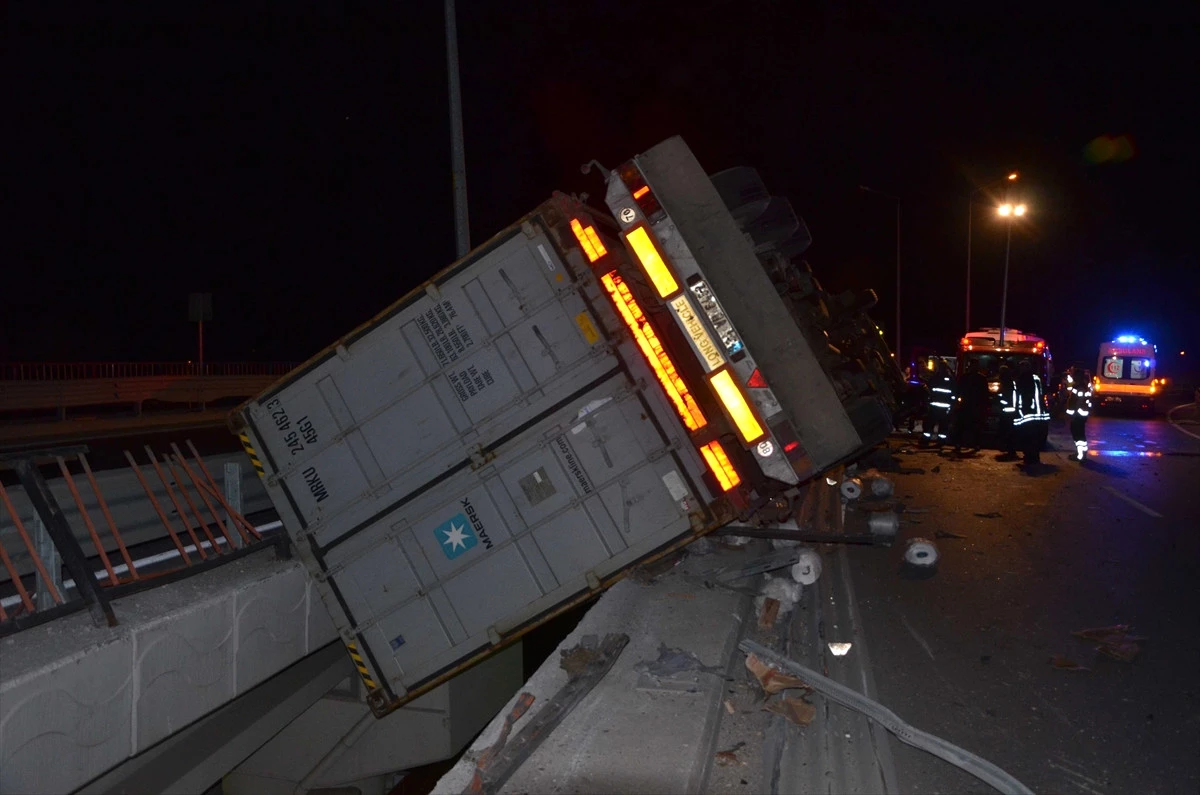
[858,185,901,360]
[966,172,1018,332]
[445,0,470,258]
[996,201,1027,348]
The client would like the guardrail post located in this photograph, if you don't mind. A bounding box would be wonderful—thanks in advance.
[224,462,242,548]
[13,459,117,627]
[32,517,62,611]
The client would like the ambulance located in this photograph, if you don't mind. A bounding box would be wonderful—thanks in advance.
[1094,335,1162,414]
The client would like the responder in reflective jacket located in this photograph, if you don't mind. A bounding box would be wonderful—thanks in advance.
[1064,365,1093,461]
[922,358,956,447]
[1012,359,1050,466]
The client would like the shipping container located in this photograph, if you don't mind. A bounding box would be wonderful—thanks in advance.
[234,136,901,716]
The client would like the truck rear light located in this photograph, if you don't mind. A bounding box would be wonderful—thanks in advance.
[708,369,765,444]
[570,219,608,263]
[746,368,768,388]
[632,185,650,200]
[623,225,679,298]
[601,271,707,431]
[699,440,741,491]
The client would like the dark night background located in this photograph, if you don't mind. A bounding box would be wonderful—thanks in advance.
[7,3,1199,377]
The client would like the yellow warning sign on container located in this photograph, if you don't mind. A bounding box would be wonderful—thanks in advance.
[575,312,600,345]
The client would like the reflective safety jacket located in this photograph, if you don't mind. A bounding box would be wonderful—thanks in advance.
[928,372,956,413]
[998,374,1017,417]
[1065,374,1093,418]
[1012,373,1050,426]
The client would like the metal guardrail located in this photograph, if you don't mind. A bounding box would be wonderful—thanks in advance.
[0,440,283,636]
[0,362,297,381]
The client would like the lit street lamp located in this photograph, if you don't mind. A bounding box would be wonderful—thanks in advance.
[997,202,1028,347]
[966,172,1018,332]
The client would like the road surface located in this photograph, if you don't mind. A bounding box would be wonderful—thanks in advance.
[842,406,1200,793]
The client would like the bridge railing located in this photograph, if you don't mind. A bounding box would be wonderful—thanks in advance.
[0,362,298,381]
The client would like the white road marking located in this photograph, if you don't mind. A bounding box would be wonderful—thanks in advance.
[1102,485,1163,518]
[1167,402,1200,442]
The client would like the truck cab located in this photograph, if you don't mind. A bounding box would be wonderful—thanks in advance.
[957,328,1054,442]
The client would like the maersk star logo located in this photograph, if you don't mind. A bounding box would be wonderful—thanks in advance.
[433,513,477,560]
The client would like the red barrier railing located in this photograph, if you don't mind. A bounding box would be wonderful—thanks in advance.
[0,440,274,635]
[0,362,297,381]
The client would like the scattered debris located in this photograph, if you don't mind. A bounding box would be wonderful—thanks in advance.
[745,653,810,695]
[1071,625,1147,662]
[931,465,942,474]
[628,550,686,582]
[687,537,717,556]
[765,695,817,726]
[827,642,853,656]
[840,477,864,500]
[715,742,746,767]
[1050,655,1089,672]
[867,511,900,538]
[790,548,822,586]
[635,644,724,680]
[755,577,801,623]
[903,538,939,567]
[973,511,1003,519]
[724,699,736,715]
[758,597,781,629]
[935,530,967,540]
[904,507,931,514]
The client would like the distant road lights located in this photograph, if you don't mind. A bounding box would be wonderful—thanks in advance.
[1008,172,1019,181]
[997,203,1027,217]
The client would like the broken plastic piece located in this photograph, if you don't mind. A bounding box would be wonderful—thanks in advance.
[745,653,811,695]
[1071,625,1146,662]
[766,695,817,726]
[828,642,853,656]
[1050,654,1089,671]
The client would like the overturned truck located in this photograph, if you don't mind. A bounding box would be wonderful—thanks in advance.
[232,136,903,715]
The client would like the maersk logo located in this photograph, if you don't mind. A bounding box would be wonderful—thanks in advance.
[433,513,477,559]
[432,498,495,560]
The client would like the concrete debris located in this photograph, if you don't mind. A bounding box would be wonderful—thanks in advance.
[745,653,810,695]
[765,695,817,726]
[790,548,822,586]
[1071,625,1147,662]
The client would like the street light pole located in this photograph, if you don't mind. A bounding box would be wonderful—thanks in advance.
[966,172,1018,334]
[858,185,901,360]
[445,0,470,258]
[996,201,1027,348]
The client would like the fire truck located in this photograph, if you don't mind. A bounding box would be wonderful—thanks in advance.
[1094,335,1162,414]
[957,328,1054,443]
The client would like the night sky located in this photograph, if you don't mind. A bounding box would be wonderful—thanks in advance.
[8,3,1199,376]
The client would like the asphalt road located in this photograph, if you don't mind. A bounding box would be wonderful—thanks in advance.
[843,404,1200,794]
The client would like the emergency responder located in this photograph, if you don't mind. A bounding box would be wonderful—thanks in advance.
[1064,364,1093,461]
[953,358,988,454]
[922,358,955,447]
[996,363,1018,460]
[1012,358,1050,466]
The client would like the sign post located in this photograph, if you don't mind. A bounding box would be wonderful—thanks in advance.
[188,293,213,374]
